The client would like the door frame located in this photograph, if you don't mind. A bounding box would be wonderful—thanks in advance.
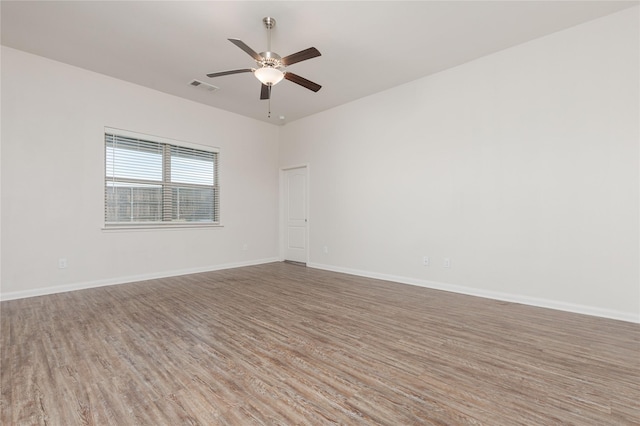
[279,164,310,263]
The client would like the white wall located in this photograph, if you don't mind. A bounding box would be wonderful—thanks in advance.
[1,46,280,299]
[279,8,640,322]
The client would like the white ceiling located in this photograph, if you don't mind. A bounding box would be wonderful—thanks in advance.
[1,1,637,125]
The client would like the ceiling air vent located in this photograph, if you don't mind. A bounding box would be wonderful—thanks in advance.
[189,79,219,93]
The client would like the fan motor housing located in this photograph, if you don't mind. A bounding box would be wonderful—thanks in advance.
[259,51,282,68]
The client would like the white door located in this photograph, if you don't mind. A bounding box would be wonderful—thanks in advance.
[283,167,307,263]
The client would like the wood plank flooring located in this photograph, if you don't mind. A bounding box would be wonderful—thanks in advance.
[1,262,639,425]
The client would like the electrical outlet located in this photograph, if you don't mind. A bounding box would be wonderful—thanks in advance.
[423,256,429,266]
[323,246,329,254]
[241,244,248,251]
[444,257,451,268]
[58,258,68,269]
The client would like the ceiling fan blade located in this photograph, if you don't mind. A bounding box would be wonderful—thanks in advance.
[284,72,322,92]
[260,84,271,100]
[206,68,253,78]
[281,47,321,66]
[228,38,263,62]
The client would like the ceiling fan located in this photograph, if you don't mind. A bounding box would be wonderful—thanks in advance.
[206,17,322,109]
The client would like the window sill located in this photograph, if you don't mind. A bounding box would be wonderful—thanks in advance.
[102,223,224,232]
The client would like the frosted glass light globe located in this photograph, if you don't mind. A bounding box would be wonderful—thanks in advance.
[254,67,284,86]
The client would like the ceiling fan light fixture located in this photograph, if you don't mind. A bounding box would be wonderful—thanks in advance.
[254,66,284,86]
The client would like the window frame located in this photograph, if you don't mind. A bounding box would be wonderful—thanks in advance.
[103,127,221,230]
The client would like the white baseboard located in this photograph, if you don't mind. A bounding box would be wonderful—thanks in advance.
[4,259,638,324]
[307,262,640,324]
[0,257,280,301]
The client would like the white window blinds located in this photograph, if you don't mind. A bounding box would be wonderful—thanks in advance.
[105,131,219,226]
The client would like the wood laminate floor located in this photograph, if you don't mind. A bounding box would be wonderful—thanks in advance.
[1,262,639,425]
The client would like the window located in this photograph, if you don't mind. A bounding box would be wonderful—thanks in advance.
[105,129,219,227]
